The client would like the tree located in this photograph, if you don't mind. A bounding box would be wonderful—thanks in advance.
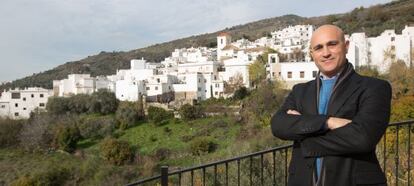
[115,101,142,130]
[53,124,81,153]
[46,97,69,115]
[249,48,277,87]
[387,60,409,98]
[224,73,244,94]
[147,106,173,126]
[100,137,134,165]
[90,89,119,115]
[179,104,203,120]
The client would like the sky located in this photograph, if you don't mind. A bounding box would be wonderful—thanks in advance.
[0,0,391,82]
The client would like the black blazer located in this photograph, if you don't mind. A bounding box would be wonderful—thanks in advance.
[271,67,391,186]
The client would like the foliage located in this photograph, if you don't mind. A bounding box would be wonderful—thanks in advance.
[115,101,143,130]
[67,94,90,114]
[11,166,70,186]
[100,137,134,165]
[386,60,414,98]
[89,89,119,115]
[179,104,204,120]
[232,86,249,100]
[0,118,23,148]
[223,73,244,94]
[190,137,217,155]
[46,97,69,115]
[53,124,81,153]
[147,106,173,126]
[355,65,381,78]
[390,95,414,122]
[78,116,116,139]
[19,113,56,152]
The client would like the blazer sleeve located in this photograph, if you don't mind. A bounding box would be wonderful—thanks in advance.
[300,80,392,157]
[271,84,329,141]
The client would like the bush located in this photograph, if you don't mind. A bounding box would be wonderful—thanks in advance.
[232,86,248,100]
[147,106,173,126]
[67,94,90,114]
[89,89,119,115]
[100,137,134,165]
[190,137,217,155]
[115,102,142,130]
[46,97,69,115]
[0,118,23,148]
[53,124,81,153]
[78,116,116,139]
[19,113,56,152]
[179,104,203,120]
[11,166,70,186]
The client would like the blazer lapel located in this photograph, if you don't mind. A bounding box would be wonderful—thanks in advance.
[327,74,362,116]
[303,80,318,115]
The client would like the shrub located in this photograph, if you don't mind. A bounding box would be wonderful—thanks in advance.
[67,94,90,114]
[179,104,203,121]
[232,86,248,100]
[53,124,81,153]
[78,116,116,139]
[115,102,141,130]
[147,106,173,126]
[89,89,119,115]
[11,166,69,186]
[100,137,133,165]
[46,97,69,115]
[19,113,56,152]
[190,137,217,155]
[154,148,171,161]
[0,118,23,148]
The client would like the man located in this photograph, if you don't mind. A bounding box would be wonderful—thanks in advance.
[271,25,391,186]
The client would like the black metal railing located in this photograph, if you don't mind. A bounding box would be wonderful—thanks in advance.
[127,120,414,186]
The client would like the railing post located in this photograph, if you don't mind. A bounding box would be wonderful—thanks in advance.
[161,166,168,186]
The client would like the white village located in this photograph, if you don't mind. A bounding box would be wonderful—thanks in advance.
[1,24,414,119]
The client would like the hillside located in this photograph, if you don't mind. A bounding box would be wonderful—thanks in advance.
[1,0,414,90]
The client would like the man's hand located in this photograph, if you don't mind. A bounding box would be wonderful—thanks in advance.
[287,109,301,115]
[327,117,352,130]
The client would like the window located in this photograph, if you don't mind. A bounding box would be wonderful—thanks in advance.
[14,112,19,116]
[155,86,158,90]
[146,87,150,90]
[31,94,34,98]
[157,78,160,83]
[215,84,219,88]
[15,103,18,107]
[204,79,207,83]
[215,91,218,95]
[313,71,317,78]
[198,78,201,83]
[40,94,44,98]
[1,105,4,108]
[221,38,223,44]
[271,57,276,63]
[214,75,217,80]
[300,71,305,78]
[11,93,20,99]
[287,72,292,79]
[391,37,395,41]
[278,72,281,77]
[272,72,275,77]
[391,45,395,50]
[169,86,171,90]
[23,108,27,110]
[39,103,45,107]
[198,87,201,91]
[23,97,26,101]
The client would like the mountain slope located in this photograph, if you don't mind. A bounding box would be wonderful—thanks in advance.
[1,0,413,90]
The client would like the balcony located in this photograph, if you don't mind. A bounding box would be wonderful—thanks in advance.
[127,120,414,186]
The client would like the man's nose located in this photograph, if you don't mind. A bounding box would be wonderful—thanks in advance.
[321,47,331,58]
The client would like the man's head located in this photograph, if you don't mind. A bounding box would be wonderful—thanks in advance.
[310,25,349,77]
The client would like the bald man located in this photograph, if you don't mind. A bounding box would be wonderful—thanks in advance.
[271,25,391,186]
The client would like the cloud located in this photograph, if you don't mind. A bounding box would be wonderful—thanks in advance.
[0,0,390,82]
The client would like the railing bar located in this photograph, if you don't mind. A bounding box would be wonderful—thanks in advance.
[408,124,411,186]
[285,148,288,186]
[261,154,264,186]
[203,167,206,186]
[238,159,241,186]
[168,144,293,175]
[191,170,194,186]
[178,172,182,186]
[225,162,229,186]
[250,156,253,186]
[396,125,399,186]
[273,151,276,186]
[214,165,217,186]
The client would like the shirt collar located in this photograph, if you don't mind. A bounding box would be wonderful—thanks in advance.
[319,72,339,80]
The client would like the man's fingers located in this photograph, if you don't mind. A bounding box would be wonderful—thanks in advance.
[287,109,301,115]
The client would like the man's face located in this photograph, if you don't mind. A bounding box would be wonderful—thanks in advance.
[310,26,349,77]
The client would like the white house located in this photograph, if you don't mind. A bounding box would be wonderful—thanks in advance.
[0,87,53,119]
[53,74,95,97]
